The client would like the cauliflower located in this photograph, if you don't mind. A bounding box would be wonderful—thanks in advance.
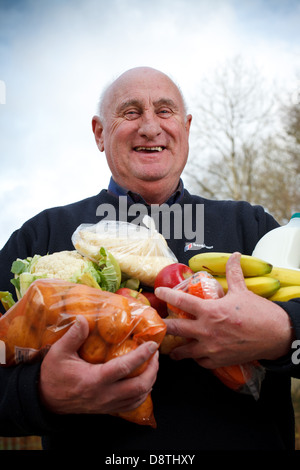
[32,251,90,280]
[10,248,121,299]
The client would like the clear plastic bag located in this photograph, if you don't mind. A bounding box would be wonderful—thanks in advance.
[161,271,265,400]
[0,279,167,427]
[72,216,177,287]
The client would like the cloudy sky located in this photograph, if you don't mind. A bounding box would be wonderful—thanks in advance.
[0,0,300,248]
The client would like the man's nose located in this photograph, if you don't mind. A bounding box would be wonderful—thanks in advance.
[138,112,162,139]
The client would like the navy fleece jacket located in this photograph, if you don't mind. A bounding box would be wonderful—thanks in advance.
[0,188,299,450]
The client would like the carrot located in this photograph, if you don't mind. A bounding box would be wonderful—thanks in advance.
[187,271,223,299]
[162,272,257,391]
[212,365,247,390]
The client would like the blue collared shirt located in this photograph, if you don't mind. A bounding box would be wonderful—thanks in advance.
[107,177,185,206]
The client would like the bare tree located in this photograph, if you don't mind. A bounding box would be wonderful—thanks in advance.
[285,98,300,145]
[268,97,300,223]
[282,94,300,170]
[184,56,299,223]
[254,135,300,223]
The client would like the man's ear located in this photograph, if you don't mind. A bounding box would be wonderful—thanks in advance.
[92,116,105,152]
[185,114,192,135]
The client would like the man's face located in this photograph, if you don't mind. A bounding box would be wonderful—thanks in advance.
[93,68,192,200]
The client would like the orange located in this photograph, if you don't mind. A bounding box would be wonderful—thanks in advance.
[159,333,187,355]
[106,338,148,378]
[62,284,100,332]
[40,322,71,349]
[131,304,166,345]
[78,329,108,364]
[97,295,132,345]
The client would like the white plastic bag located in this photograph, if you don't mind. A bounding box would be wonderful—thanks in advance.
[72,216,177,287]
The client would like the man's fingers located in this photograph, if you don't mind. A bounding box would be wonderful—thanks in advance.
[170,342,215,369]
[112,392,150,414]
[155,286,206,318]
[225,252,247,293]
[164,317,195,339]
[105,349,159,413]
[101,341,159,383]
[52,315,90,356]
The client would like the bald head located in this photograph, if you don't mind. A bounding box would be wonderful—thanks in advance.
[92,65,192,204]
[98,67,187,122]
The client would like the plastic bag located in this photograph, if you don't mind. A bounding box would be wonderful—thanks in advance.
[72,216,177,287]
[0,279,167,427]
[160,271,265,400]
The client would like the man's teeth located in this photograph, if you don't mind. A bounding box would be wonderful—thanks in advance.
[135,146,164,152]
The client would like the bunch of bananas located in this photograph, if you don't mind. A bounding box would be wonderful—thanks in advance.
[188,252,300,301]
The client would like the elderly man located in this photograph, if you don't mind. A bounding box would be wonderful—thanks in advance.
[0,67,299,451]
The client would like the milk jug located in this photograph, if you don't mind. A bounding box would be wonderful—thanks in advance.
[252,213,300,269]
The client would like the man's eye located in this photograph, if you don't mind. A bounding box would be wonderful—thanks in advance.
[158,109,172,117]
[124,110,140,119]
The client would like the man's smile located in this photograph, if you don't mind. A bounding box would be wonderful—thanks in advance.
[134,146,166,153]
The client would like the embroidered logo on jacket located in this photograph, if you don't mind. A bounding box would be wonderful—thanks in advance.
[184,243,214,252]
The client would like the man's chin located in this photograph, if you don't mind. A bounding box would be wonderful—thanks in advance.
[138,174,166,182]
[132,165,170,183]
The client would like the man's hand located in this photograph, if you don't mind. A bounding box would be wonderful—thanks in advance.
[39,316,159,415]
[155,252,295,369]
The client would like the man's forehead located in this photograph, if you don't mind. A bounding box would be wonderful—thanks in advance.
[116,96,180,111]
[113,81,183,110]
[101,67,185,116]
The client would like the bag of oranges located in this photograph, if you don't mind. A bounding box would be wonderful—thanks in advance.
[0,278,166,427]
[160,271,265,400]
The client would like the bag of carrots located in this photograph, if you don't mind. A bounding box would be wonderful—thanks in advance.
[160,271,265,400]
[0,278,166,427]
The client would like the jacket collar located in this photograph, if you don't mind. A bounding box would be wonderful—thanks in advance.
[107,177,184,206]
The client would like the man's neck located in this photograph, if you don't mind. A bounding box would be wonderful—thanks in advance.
[136,182,177,205]
[108,177,184,206]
